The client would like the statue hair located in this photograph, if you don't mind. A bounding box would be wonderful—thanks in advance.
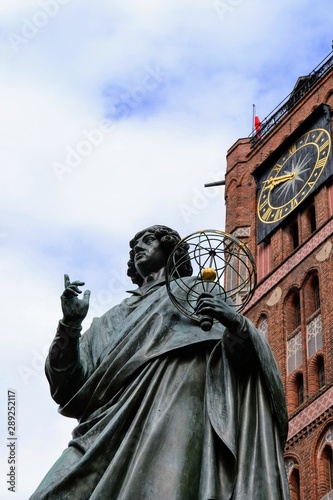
[127,225,193,286]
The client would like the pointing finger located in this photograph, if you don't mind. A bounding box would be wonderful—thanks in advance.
[83,290,91,303]
[67,285,82,294]
[64,274,70,288]
[71,280,85,286]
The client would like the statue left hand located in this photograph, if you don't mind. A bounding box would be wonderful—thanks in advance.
[196,292,243,330]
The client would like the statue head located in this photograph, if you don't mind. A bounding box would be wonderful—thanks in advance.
[127,225,193,286]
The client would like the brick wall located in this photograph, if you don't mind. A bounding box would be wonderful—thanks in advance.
[225,64,333,498]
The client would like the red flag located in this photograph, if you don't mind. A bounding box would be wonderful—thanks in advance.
[255,115,261,138]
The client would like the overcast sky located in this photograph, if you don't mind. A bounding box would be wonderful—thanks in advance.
[1,0,333,497]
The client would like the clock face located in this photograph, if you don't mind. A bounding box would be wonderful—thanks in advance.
[257,128,331,226]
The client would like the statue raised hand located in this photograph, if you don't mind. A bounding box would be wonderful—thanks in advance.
[61,274,91,328]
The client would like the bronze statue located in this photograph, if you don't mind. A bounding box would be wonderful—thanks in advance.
[30,225,289,499]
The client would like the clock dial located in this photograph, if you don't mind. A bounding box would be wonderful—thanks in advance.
[258,128,331,225]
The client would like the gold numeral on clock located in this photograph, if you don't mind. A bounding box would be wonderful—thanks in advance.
[319,139,329,153]
[289,144,297,155]
[291,198,300,210]
[259,197,269,210]
[314,157,327,169]
[272,164,282,173]
[315,130,324,143]
[261,208,273,221]
[273,209,283,221]
[303,133,310,144]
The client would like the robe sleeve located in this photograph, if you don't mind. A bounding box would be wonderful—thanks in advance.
[45,321,91,407]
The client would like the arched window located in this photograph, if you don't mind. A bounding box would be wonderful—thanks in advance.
[286,289,302,375]
[288,333,302,374]
[314,278,320,310]
[309,204,316,233]
[225,239,251,308]
[284,218,300,258]
[285,289,302,334]
[302,201,316,240]
[287,371,304,412]
[320,445,333,498]
[285,459,300,500]
[258,314,268,339]
[297,374,304,406]
[257,239,271,281]
[309,355,325,394]
[292,220,300,249]
[304,273,322,358]
[318,426,333,498]
[290,468,301,500]
[307,306,323,358]
[318,357,325,389]
[304,273,321,317]
[294,293,301,329]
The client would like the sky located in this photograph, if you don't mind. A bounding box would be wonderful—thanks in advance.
[1,0,333,497]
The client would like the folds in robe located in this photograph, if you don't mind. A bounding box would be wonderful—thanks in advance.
[31,279,290,499]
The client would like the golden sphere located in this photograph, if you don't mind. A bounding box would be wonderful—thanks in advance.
[201,267,217,281]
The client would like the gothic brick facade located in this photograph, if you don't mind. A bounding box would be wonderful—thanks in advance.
[225,53,333,499]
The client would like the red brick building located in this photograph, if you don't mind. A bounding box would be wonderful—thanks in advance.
[224,51,333,499]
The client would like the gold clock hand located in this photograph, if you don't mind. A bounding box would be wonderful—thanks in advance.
[265,172,296,189]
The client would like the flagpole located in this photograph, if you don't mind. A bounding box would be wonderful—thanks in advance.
[253,104,255,133]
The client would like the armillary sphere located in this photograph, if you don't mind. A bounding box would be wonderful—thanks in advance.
[165,229,257,331]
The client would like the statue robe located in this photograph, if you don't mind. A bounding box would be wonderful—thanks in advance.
[30,279,290,499]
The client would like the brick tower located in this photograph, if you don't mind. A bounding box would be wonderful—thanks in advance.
[224,51,333,499]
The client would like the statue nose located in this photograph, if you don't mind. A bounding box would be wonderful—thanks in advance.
[134,243,144,253]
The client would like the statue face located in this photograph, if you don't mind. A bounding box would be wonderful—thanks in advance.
[133,231,169,278]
